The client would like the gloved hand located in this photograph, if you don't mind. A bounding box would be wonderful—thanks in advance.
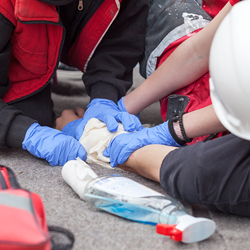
[62,118,82,138]
[22,123,87,166]
[103,121,182,168]
[117,97,140,119]
[63,98,143,140]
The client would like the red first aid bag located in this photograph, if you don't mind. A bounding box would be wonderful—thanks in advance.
[0,165,74,250]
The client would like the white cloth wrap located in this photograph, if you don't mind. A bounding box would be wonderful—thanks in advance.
[62,118,127,199]
[79,118,127,168]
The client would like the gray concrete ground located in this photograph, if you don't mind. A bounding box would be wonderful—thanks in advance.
[1,67,250,249]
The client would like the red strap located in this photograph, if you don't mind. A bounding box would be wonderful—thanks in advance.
[30,192,50,234]
[229,0,239,6]
[0,167,11,189]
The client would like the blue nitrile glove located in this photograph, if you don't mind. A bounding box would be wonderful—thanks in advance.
[62,118,82,138]
[103,121,182,168]
[22,123,87,166]
[117,97,140,119]
[69,98,143,140]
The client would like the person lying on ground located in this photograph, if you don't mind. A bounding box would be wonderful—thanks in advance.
[57,0,250,217]
[107,1,250,217]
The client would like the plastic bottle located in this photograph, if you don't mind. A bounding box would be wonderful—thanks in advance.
[83,174,216,243]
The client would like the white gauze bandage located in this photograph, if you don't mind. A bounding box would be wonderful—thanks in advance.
[79,118,127,168]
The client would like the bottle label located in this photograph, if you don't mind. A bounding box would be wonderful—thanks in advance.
[94,177,163,198]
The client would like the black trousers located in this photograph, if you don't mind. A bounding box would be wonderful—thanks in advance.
[160,134,250,216]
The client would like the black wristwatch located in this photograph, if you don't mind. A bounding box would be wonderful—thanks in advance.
[168,112,193,145]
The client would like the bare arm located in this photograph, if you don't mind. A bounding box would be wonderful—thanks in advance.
[117,104,226,180]
[119,105,226,180]
[118,103,227,181]
[181,105,226,139]
[124,2,232,115]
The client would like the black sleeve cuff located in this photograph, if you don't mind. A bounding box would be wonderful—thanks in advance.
[0,101,37,148]
[6,114,36,148]
[89,81,120,104]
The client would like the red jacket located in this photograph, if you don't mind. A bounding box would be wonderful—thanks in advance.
[0,0,149,149]
[0,0,122,103]
[141,0,238,144]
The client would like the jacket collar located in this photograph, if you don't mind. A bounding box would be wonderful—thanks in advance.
[15,0,59,22]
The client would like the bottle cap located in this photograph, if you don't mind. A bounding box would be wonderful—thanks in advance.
[156,215,216,243]
[156,224,182,241]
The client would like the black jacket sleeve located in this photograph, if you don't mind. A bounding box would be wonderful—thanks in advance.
[82,0,149,103]
[0,14,36,149]
[0,100,36,149]
[0,13,12,98]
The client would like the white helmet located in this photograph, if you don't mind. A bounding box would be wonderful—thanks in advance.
[209,0,250,140]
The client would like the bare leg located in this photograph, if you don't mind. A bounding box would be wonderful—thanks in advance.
[119,145,177,182]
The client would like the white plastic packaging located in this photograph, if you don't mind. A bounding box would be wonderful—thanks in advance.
[83,175,216,243]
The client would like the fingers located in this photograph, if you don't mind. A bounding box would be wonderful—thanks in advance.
[116,147,134,166]
[103,140,119,167]
[76,107,85,118]
[135,121,144,131]
[58,138,87,166]
[115,113,143,132]
[62,109,78,117]
[76,145,87,162]
[56,109,82,131]
[103,146,110,157]
[105,134,128,168]
[102,115,119,132]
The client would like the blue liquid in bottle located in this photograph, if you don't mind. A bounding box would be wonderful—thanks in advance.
[83,175,187,225]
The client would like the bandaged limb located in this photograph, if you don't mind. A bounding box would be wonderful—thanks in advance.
[62,118,177,199]
[62,118,127,198]
[79,118,127,168]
